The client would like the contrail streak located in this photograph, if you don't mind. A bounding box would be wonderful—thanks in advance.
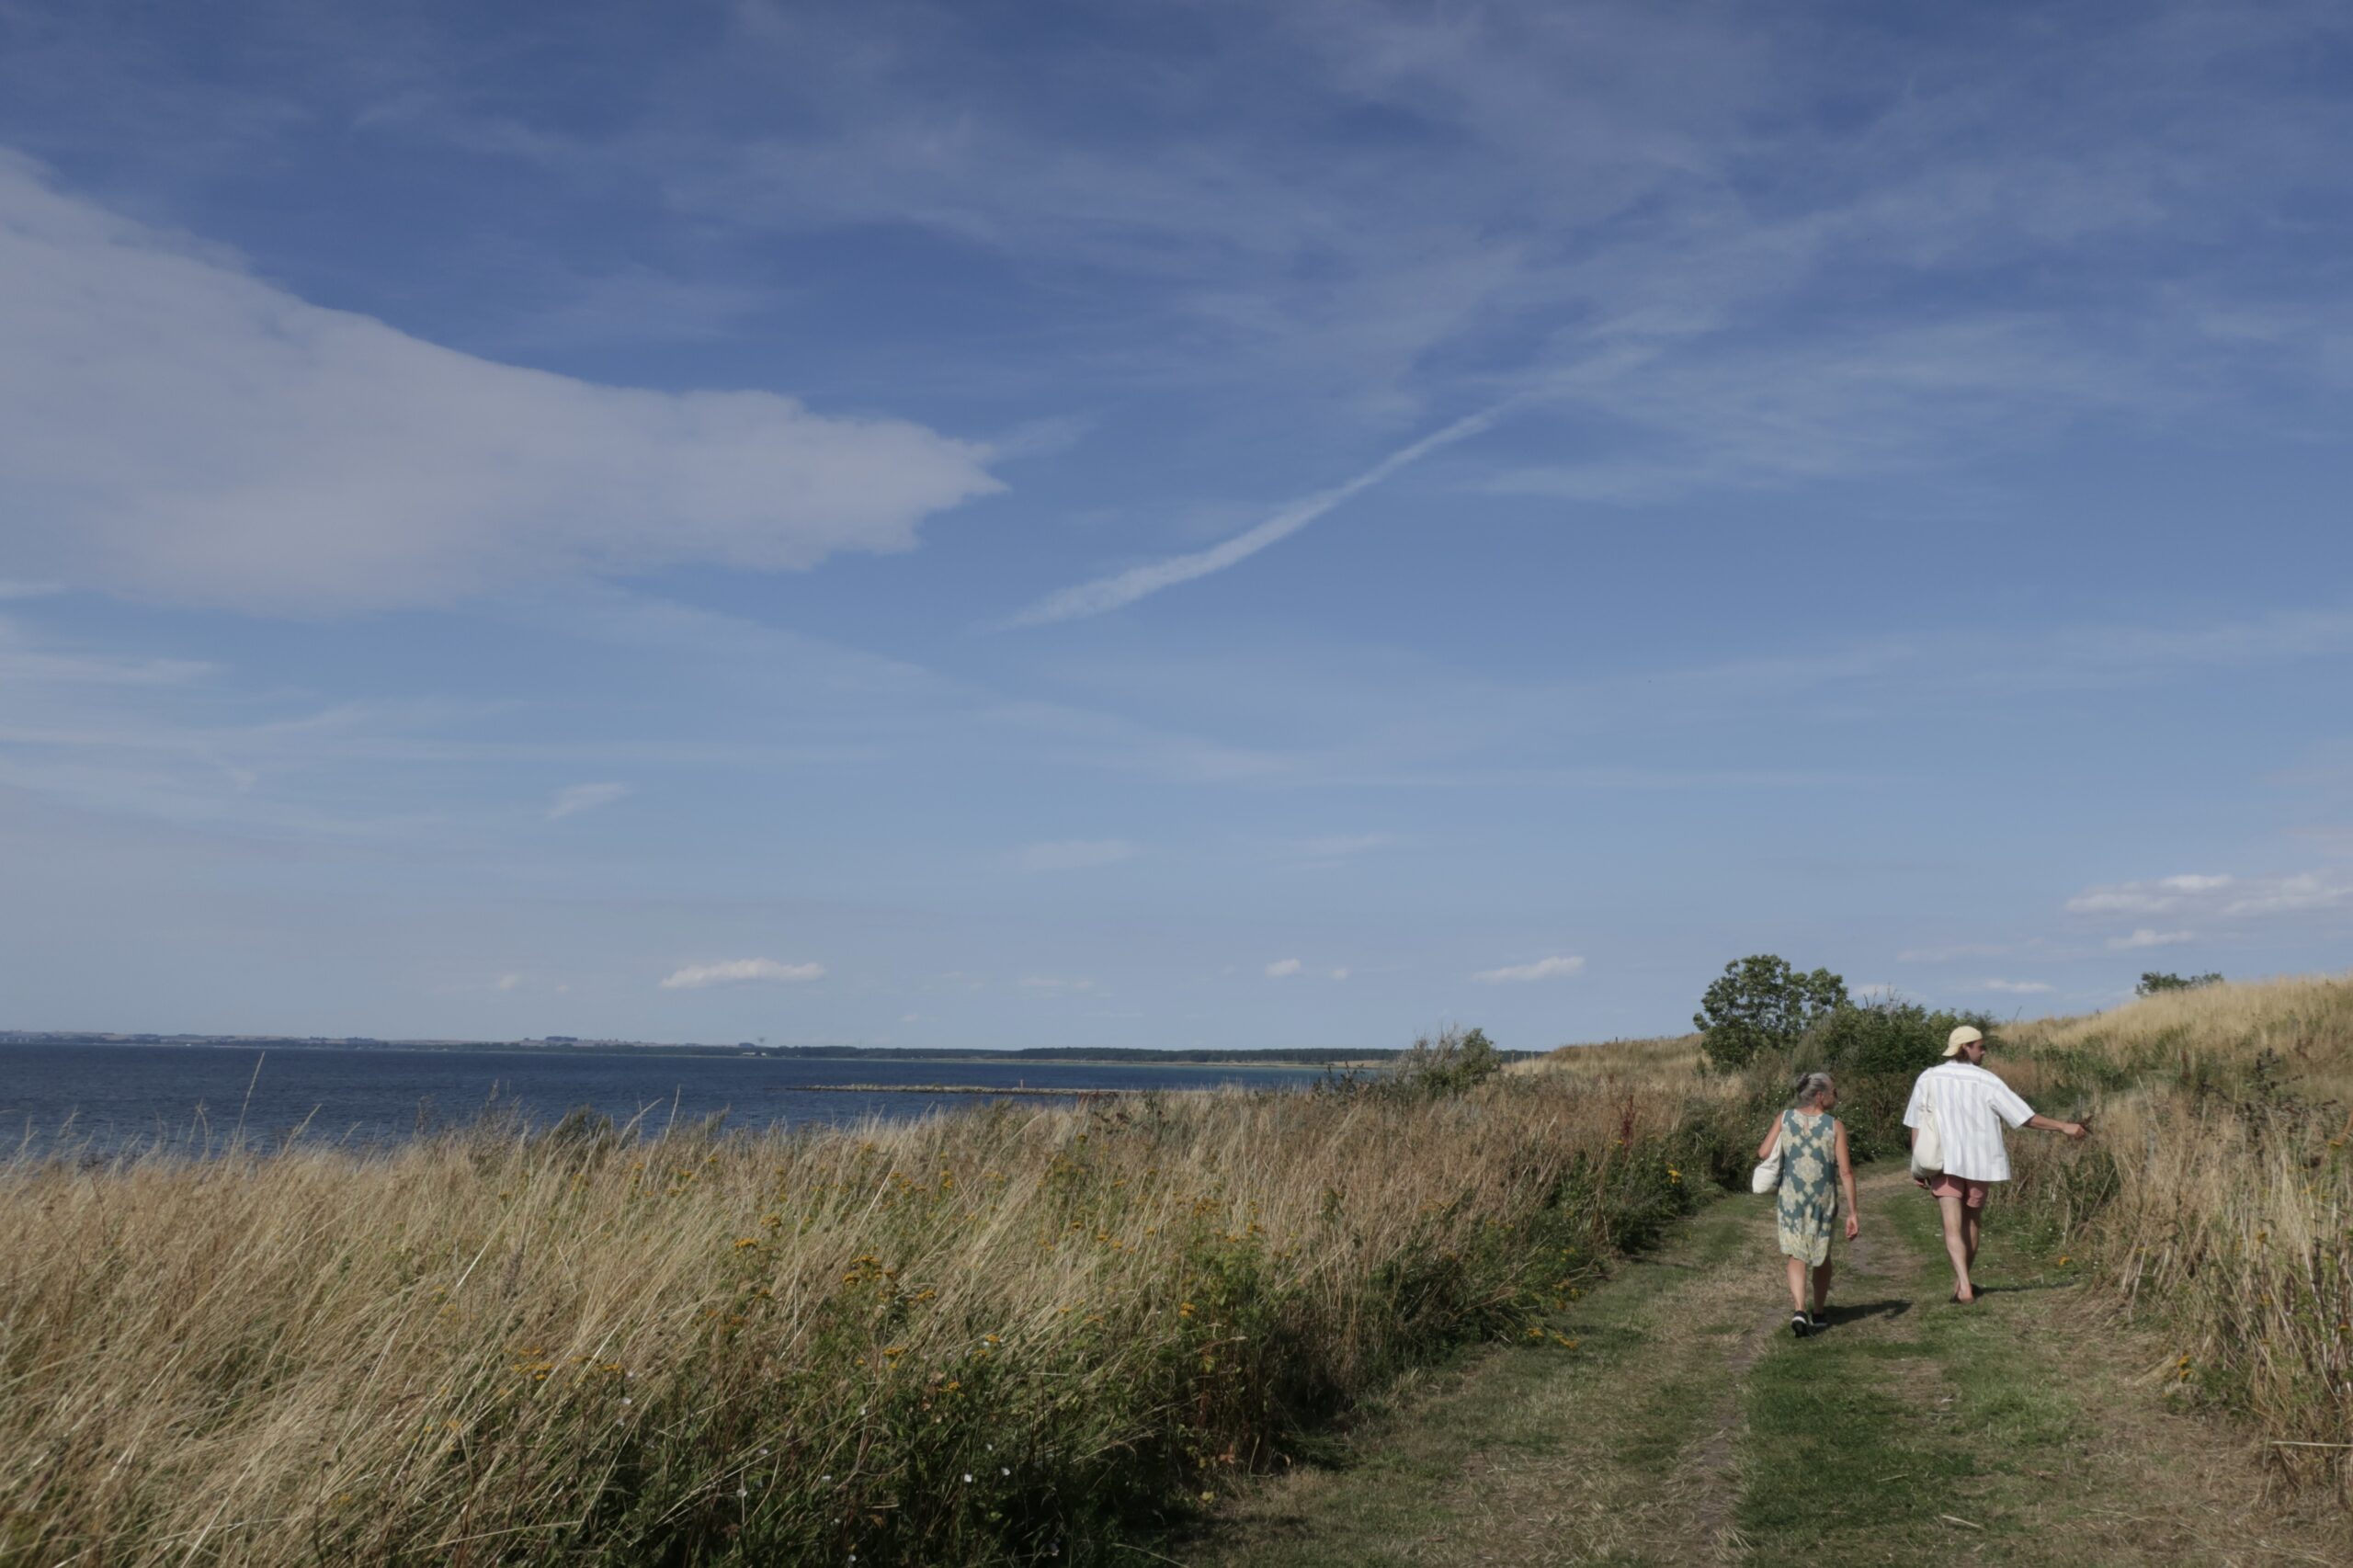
[1003,402,1518,628]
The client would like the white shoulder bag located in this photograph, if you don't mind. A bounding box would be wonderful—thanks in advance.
[1751,1115,1784,1195]
[1909,1098,1944,1179]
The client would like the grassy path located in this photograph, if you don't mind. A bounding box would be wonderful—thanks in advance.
[1192,1173,2353,1567]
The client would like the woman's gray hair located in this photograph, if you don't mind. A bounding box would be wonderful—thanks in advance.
[1793,1072,1836,1108]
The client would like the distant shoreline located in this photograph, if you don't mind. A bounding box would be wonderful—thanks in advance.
[0,1033,1394,1070]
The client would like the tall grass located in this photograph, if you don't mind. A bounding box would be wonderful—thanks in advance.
[2003,974,2353,1487]
[0,1076,1722,1564]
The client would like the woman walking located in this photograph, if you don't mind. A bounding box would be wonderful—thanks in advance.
[1758,1072,1859,1337]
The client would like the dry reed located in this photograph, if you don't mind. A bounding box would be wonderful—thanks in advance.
[0,1076,1709,1564]
[2003,974,2353,1487]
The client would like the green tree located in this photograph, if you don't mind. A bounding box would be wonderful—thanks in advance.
[2136,970,2222,996]
[1695,955,1848,1071]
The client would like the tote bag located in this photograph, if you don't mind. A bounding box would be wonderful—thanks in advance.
[1751,1112,1784,1194]
[1908,1099,1944,1179]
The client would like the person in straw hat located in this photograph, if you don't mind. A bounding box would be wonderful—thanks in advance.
[1903,1025,2087,1304]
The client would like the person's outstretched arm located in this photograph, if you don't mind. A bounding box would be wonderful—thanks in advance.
[1835,1119,1859,1239]
[2027,1113,2088,1141]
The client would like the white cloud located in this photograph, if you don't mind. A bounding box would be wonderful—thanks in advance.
[1329,967,1349,981]
[1472,954,1586,983]
[495,972,522,991]
[1015,838,1136,873]
[1017,975,1096,995]
[659,958,824,990]
[2221,873,2350,917]
[1005,404,1516,627]
[2065,874,2231,915]
[546,781,630,821]
[1980,978,2055,994]
[2107,928,2195,951]
[1851,982,1898,1001]
[1264,958,1303,978]
[0,154,1000,613]
[2067,870,2348,921]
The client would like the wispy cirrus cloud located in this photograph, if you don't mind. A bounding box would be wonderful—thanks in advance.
[658,958,824,990]
[1004,404,1516,628]
[1980,978,2055,994]
[1264,958,1302,978]
[546,781,629,821]
[1472,954,1586,983]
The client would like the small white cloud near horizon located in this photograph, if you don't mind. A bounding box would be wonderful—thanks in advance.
[659,958,825,990]
[1980,978,2055,994]
[2108,928,2195,951]
[1329,966,1350,981]
[2066,869,2347,920]
[1265,958,1303,978]
[1004,403,1517,628]
[2065,873,2232,915]
[1016,838,1136,873]
[1851,982,1898,1001]
[547,781,630,821]
[495,972,522,991]
[1472,955,1586,983]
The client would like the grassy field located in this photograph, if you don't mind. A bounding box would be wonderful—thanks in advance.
[1522,975,2353,1493]
[0,1066,1732,1565]
[6,979,2345,1564]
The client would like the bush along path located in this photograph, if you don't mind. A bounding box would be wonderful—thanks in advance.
[1196,1171,2353,1567]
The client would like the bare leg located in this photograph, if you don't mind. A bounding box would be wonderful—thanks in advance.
[1938,1193,1974,1301]
[1811,1260,1834,1319]
[1963,1208,1982,1269]
[1785,1256,1810,1314]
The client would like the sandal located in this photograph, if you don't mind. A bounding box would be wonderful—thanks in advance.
[1790,1312,1810,1339]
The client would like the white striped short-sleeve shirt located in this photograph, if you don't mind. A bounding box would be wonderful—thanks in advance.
[1902,1062,2035,1182]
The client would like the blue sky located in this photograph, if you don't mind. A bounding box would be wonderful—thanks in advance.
[2,0,2349,1049]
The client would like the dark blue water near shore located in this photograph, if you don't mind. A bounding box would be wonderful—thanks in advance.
[0,1043,1333,1156]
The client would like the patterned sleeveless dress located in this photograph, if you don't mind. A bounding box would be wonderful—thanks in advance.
[1775,1108,1839,1266]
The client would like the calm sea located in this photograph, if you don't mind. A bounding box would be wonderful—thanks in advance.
[0,1043,1336,1157]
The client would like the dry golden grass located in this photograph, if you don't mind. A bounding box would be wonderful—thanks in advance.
[0,1077,1709,1564]
[1513,1033,1714,1094]
[2004,973,2353,1485]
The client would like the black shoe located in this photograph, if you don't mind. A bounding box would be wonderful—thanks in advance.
[1790,1312,1810,1339]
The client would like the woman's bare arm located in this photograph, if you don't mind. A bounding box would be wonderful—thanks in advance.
[1756,1118,1782,1160]
[1835,1119,1860,1238]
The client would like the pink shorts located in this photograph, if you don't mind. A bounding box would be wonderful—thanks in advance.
[1925,1175,1990,1209]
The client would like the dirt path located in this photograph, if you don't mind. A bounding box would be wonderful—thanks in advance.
[1192,1172,2353,1568]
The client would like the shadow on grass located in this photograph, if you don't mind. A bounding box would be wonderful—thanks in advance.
[1809,1297,1909,1331]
